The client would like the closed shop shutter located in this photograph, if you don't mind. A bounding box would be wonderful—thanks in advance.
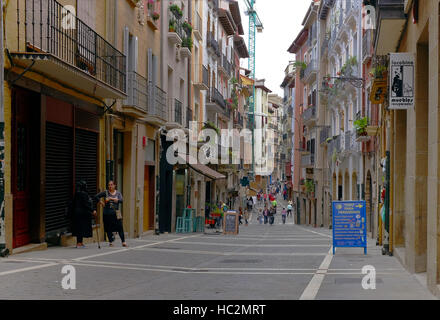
[75,128,98,199]
[45,122,73,234]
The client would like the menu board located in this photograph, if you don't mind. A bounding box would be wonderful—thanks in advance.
[223,211,239,235]
[332,201,367,255]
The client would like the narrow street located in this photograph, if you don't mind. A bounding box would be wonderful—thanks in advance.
[0,196,435,300]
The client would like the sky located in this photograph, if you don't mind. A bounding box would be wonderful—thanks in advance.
[239,0,312,96]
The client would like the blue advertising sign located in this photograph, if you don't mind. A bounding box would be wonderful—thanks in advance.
[332,201,367,255]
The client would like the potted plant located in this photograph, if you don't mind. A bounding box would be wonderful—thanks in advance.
[202,121,220,136]
[169,19,176,32]
[369,65,387,79]
[182,21,192,34]
[354,116,370,141]
[182,36,193,50]
[152,11,160,21]
[293,60,307,71]
[169,4,183,18]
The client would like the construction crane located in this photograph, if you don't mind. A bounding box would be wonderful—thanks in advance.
[243,0,263,181]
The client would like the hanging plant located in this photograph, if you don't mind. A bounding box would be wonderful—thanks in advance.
[182,21,193,34]
[152,11,160,21]
[305,179,315,194]
[169,4,183,18]
[293,60,307,70]
[354,116,369,135]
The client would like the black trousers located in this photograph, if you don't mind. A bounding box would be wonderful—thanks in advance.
[104,215,125,243]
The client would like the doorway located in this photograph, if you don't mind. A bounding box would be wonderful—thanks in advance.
[143,166,155,232]
[12,87,40,249]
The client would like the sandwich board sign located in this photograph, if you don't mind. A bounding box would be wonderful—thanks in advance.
[223,211,239,235]
[332,201,367,255]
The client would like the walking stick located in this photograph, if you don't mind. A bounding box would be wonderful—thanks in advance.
[94,212,101,249]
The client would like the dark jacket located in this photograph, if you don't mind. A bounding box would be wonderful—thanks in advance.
[71,191,94,238]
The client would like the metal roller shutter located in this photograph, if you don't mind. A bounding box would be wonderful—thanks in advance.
[45,122,73,234]
[75,128,98,200]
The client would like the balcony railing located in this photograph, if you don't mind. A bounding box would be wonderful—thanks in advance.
[207,32,221,57]
[168,10,185,41]
[320,126,331,145]
[152,85,168,120]
[303,59,318,81]
[207,87,226,110]
[363,29,373,62]
[301,153,315,168]
[302,105,316,123]
[15,0,126,93]
[126,71,148,112]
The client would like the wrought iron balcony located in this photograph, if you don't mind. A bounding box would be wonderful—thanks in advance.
[194,64,209,91]
[363,29,373,63]
[206,87,226,113]
[207,32,221,58]
[168,98,183,125]
[303,59,318,83]
[301,153,315,168]
[320,126,331,145]
[123,71,148,116]
[150,85,168,122]
[302,105,317,125]
[12,0,126,99]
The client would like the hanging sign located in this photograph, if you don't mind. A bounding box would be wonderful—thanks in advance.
[389,53,415,110]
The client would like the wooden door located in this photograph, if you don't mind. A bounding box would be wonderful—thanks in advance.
[12,89,32,248]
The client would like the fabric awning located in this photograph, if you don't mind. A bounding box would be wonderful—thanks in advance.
[189,163,226,180]
[175,153,226,180]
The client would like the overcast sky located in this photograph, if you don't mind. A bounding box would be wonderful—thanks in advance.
[239,0,312,96]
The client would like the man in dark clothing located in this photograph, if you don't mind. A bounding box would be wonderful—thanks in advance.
[70,180,96,248]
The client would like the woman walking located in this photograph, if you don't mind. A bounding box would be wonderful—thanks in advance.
[70,180,96,248]
[95,181,127,247]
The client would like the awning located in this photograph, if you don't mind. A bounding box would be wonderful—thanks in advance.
[175,153,226,180]
[189,163,226,180]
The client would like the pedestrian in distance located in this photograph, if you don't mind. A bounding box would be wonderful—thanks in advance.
[239,207,243,225]
[287,202,293,218]
[263,207,269,224]
[282,208,287,224]
[68,180,96,248]
[269,207,275,226]
[95,181,127,247]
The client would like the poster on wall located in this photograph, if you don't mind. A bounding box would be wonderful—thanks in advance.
[389,53,415,110]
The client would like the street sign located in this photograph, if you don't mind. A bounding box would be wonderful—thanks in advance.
[332,201,367,255]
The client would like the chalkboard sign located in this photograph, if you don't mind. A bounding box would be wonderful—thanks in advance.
[223,211,239,235]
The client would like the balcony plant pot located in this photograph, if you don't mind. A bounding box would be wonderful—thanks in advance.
[365,126,379,137]
[356,131,370,142]
[147,13,159,31]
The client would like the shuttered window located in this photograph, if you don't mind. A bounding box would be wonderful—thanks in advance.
[45,98,99,236]
[75,128,98,199]
[45,122,73,234]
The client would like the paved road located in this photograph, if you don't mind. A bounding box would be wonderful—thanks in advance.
[0,197,436,300]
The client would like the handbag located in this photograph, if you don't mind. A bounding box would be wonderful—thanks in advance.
[106,190,122,220]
